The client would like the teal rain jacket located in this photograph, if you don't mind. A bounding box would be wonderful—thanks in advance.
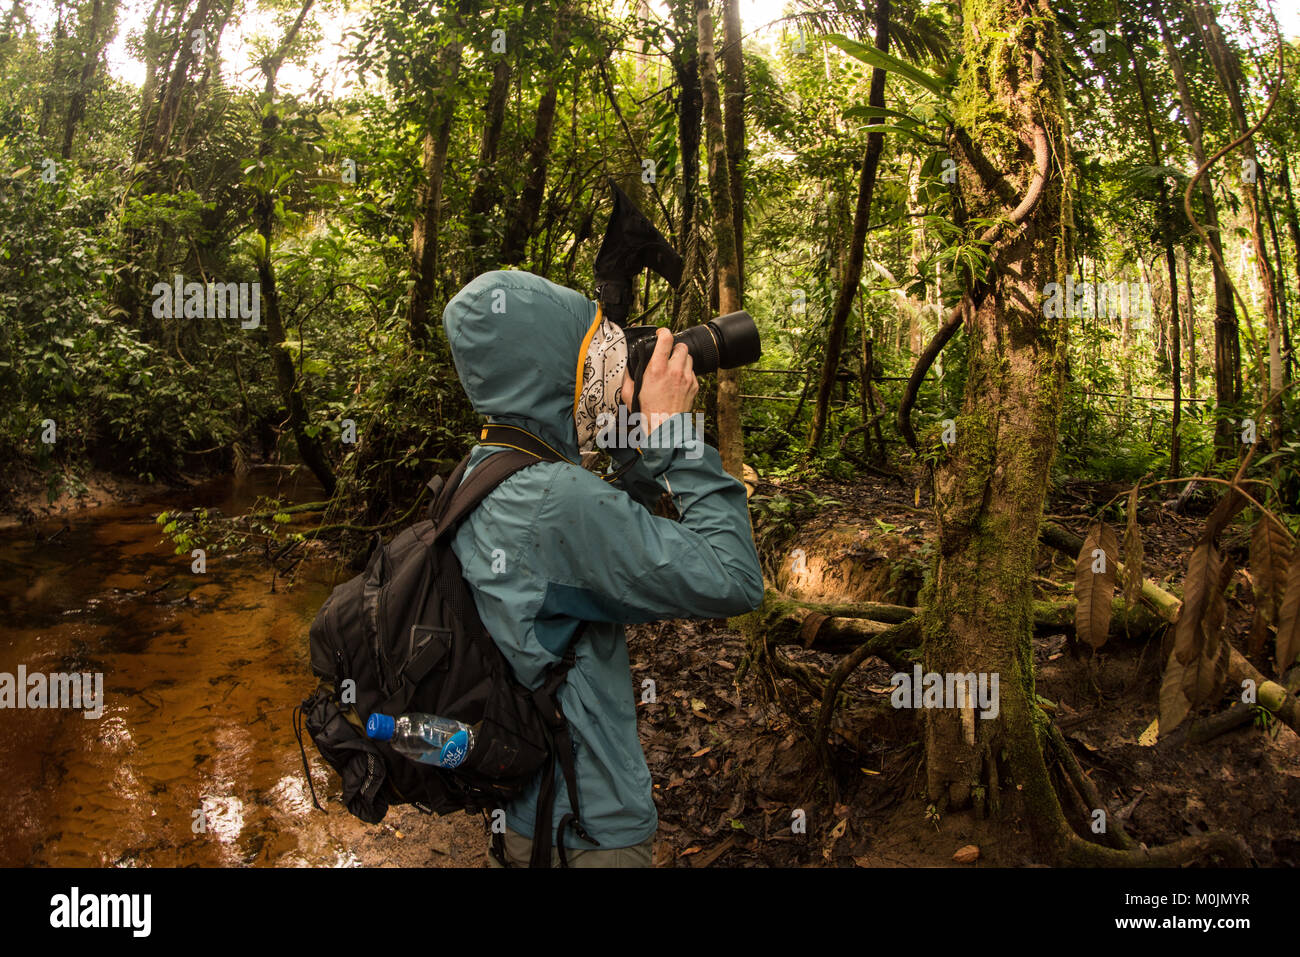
[442,269,764,850]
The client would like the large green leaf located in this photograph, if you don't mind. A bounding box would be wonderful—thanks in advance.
[862,123,934,144]
[826,33,948,98]
[844,105,927,126]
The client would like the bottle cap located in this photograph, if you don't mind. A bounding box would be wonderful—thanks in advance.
[366,713,395,741]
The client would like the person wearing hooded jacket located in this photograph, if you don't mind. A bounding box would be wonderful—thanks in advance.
[441,269,765,867]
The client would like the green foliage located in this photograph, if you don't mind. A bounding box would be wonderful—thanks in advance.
[750,486,845,563]
[0,0,1295,546]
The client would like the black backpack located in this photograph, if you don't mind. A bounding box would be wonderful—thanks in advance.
[293,427,597,867]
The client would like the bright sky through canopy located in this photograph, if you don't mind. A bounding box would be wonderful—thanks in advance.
[22,0,1300,96]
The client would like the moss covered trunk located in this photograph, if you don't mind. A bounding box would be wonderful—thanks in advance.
[920,0,1071,845]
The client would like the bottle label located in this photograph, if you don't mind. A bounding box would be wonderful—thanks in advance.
[439,729,469,769]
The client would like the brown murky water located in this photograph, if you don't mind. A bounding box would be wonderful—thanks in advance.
[0,468,362,866]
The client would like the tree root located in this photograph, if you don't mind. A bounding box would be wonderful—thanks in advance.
[768,646,831,701]
[813,618,922,796]
[1056,828,1251,867]
[1046,722,1137,851]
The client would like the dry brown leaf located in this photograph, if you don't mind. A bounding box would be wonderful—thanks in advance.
[953,844,980,864]
[1075,521,1118,648]
[822,816,849,862]
[1174,543,1224,666]
[1250,516,1292,628]
[1158,650,1191,735]
[1180,630,1226,705]
[1173,542,1229,710]
[1276,556,1300,673]
[691,746,712,758]
[692,835,738,868]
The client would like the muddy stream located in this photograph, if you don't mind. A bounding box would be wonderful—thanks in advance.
[0,468,386,867]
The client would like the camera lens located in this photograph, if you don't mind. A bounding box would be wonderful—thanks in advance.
[623,312,761,406]
[674,324,721,374]
[672,311,760,375]
[706,311,761,371]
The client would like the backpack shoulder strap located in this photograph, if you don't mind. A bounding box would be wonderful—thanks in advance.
[422,428,567,545]
[426,455,470,524]
[420,450,532,545]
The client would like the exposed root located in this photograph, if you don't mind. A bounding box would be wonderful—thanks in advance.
[812,618,921,797]
[1046,722,1136,851]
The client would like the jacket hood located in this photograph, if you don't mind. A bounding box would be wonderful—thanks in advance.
[442,270,599,462]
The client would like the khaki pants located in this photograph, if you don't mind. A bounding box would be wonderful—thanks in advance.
[488,827,655,868]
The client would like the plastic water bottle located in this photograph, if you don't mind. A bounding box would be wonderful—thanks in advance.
[365,712,477,769]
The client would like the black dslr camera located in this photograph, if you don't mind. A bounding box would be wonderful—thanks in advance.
[593,180,761,409]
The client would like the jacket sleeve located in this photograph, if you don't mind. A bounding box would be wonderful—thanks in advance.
[604,443,668,512]
[532,413,765,630]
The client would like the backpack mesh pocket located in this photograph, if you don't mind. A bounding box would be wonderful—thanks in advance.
[301,684,390,824]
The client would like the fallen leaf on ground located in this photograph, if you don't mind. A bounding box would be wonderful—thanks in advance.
[953,844,980,864]
[1138,717,1159,747]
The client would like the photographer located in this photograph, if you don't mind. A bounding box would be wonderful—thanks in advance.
[442,268,764,867]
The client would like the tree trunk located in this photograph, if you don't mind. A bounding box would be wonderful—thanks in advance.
[1188,1,1281,453]
[499,4,569,267]
[922,0,1072,852]
[149,0,212,160]
[1189,0,1281,426]
[670,0,703,329]
[721,0,744,293]
[1124,21,1180,476]
[39,0,67,141]
[254,0,335,497]
[697,0,744,478]
[809,0,890,450]
[466,53,512,276]
[1260,169,1292,384]
[406,19,464,348]
[60,0,114,159]
[1159,11,1240,458]
[1280,156,1300,380]
[1184,246,1196,400]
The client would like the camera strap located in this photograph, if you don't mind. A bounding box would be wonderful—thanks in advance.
[479,422,641,485]
[478,423,576,465]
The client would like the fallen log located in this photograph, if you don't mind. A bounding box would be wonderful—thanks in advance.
[1041,522,1181,619]
[1155,702,1257,750]
[755,588,1167,655]
[1031,597,1167,640]
[746,590,916,666]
